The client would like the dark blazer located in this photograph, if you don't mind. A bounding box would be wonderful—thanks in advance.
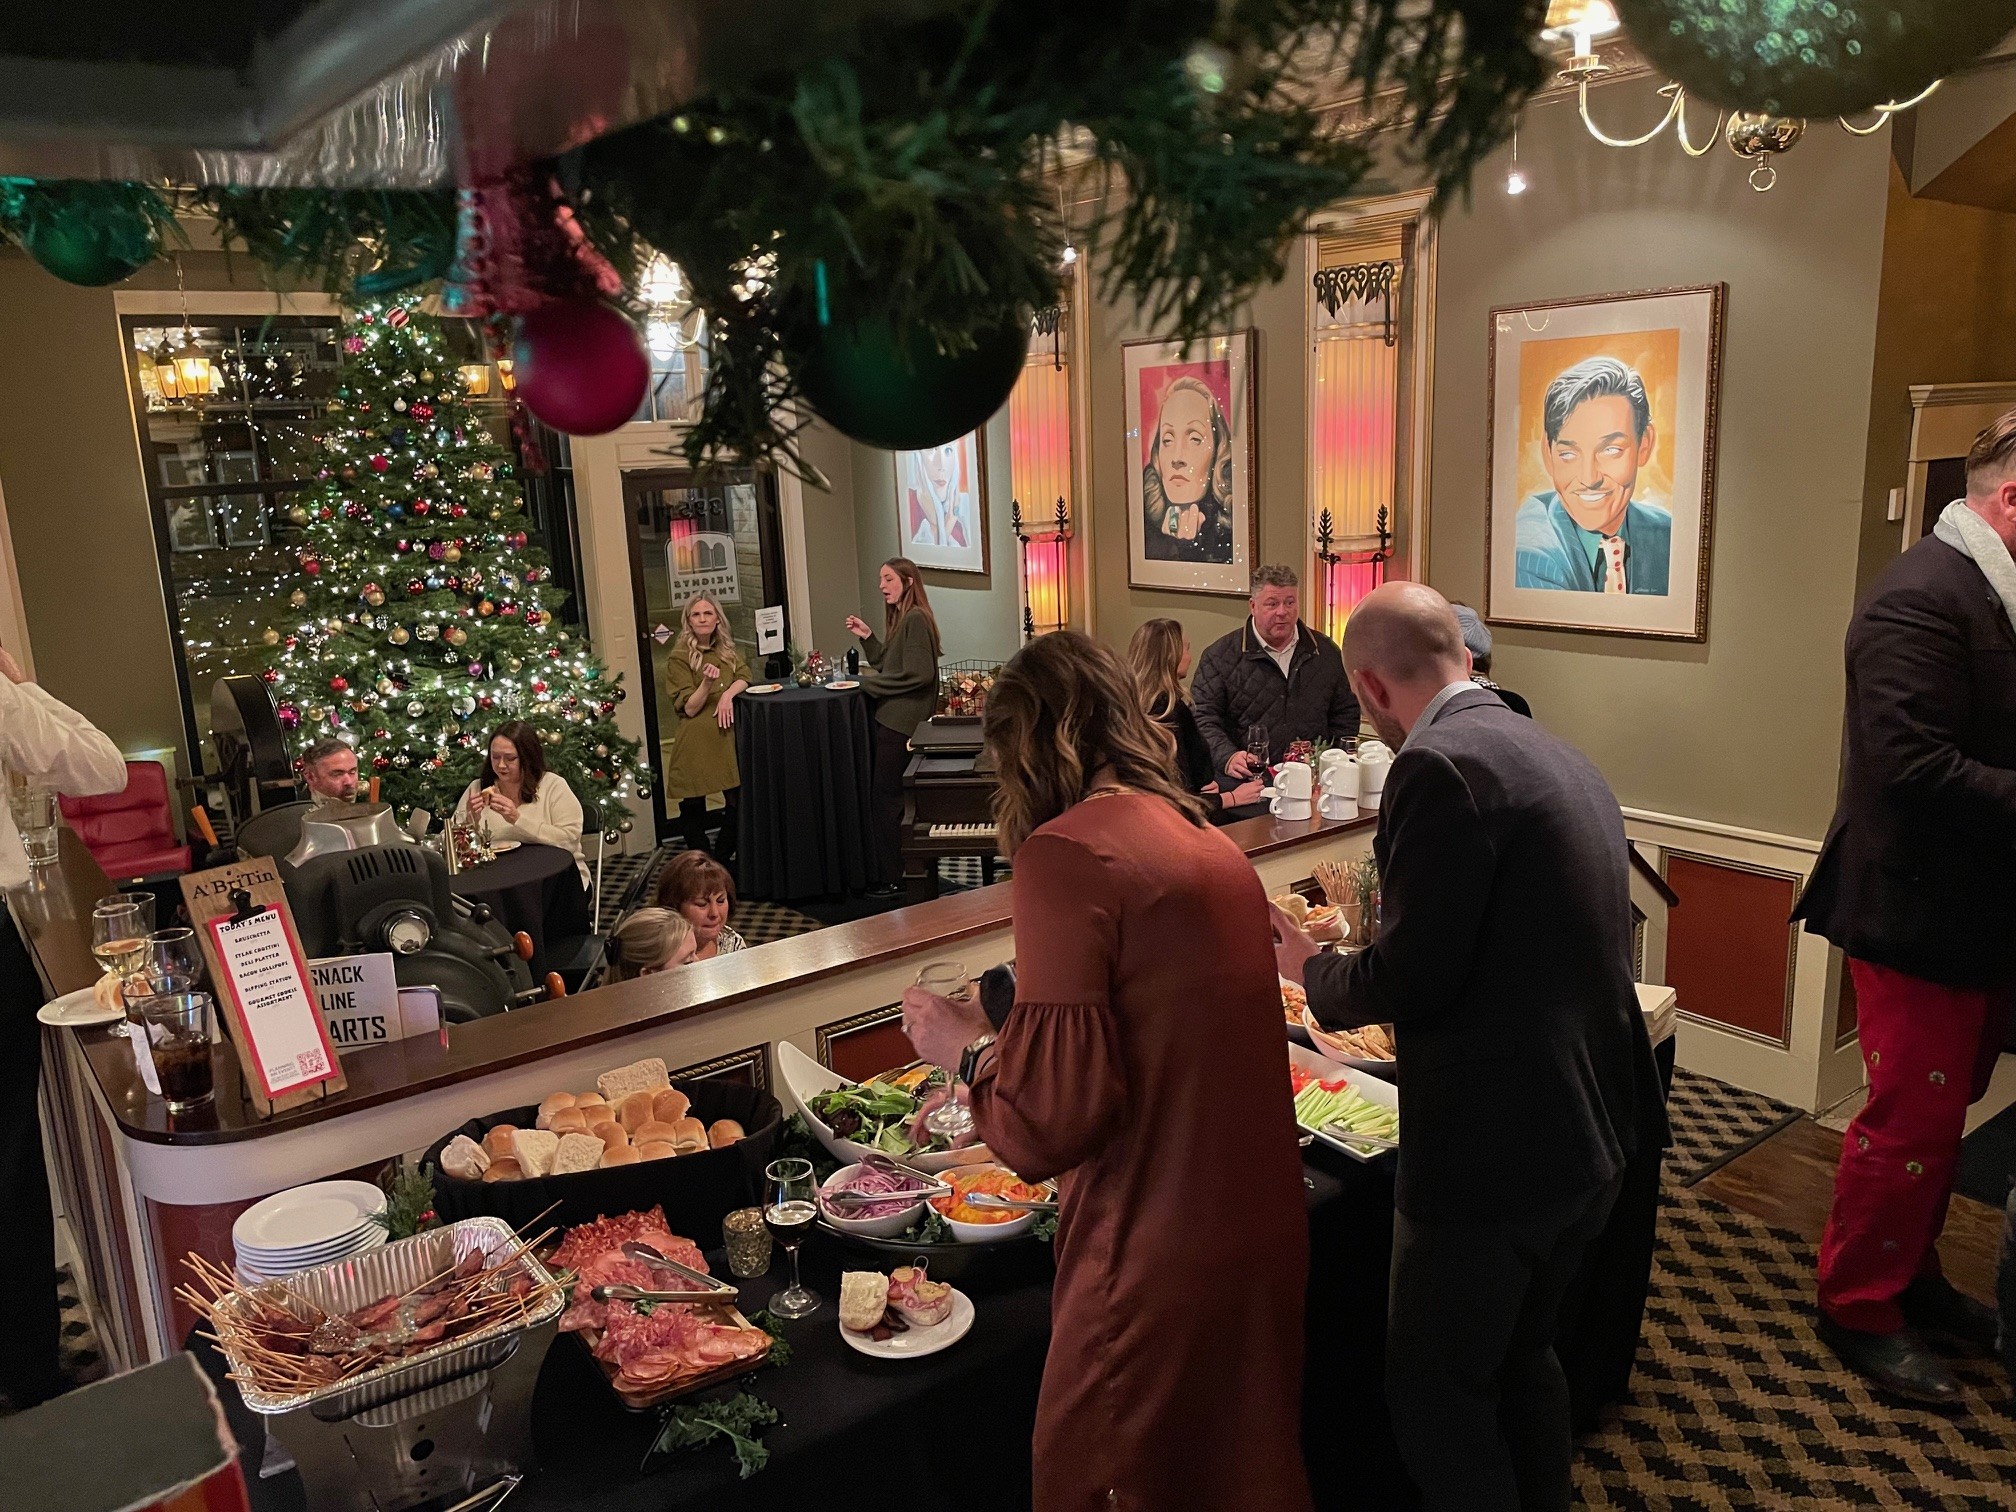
[1304,688,1666,1222]
[1190,620,1360,777]
[1793,535,2016,988]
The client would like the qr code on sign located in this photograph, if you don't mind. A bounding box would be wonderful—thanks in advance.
[296,1047,329,1078]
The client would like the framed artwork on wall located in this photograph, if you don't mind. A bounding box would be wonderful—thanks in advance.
[893,432,989,575]
[1484,285,1724,641]
[1123,328,1258,596]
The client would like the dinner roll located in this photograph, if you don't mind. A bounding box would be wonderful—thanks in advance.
[600,1146,641,1167]
[637,1140,676,1161]
[548,1107,588,1135]
[669,1116,708,1153]
[535,1093,577,1129]
[707,1119,744,1150]
[652,1088,691,1125]
[632,1119,681,1146]
[617,1091,656,1132]
[482,1124,519,1161]
[574,1093,609,1115]
[590,1120,628,1152]
[482,1157,524,1182]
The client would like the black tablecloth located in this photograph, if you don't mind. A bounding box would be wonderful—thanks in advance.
[452,843,589,982]
[191,1135,1661,1512]
[734,687,879,901]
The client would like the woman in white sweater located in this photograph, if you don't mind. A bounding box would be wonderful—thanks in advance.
[453,721,588,885]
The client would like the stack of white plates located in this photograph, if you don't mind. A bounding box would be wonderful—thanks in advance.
[233,1180,389,1282]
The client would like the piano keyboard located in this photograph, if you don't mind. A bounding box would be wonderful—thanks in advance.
[928,822,997,840]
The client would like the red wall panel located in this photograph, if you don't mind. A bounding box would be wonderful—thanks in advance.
[1664,854,1799,1046]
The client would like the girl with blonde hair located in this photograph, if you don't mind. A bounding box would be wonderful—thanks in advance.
[661,593,750,861]
[605,907,697,982]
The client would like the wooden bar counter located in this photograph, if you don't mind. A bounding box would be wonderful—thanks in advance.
[22,814,1374,1367]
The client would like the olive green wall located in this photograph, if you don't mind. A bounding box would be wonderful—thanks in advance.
[0,252,187,774]
[1422,84,1894,842]
[796,419,864,654]
[1854,162,2016,600]
[849,405,1020,665]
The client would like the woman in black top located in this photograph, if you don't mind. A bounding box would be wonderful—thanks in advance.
[1126,618,1264,822]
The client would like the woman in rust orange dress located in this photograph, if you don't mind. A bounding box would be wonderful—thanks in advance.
[903,631,1312,1512]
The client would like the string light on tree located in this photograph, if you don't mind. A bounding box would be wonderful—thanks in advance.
[263,294,647,824]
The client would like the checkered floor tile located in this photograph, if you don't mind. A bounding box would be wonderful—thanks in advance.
[1665,1068,1804,1188]
[596,844,819,945]
[1574,1189,2016,1509]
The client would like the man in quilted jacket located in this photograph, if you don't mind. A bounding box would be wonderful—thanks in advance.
[1191,564,1361,785]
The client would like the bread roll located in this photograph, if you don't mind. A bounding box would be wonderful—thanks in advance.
[600,1146,641,1167]
[839,1271,890,1333]
[573,1093,609,1115]
[93,973,125,1015]
[616,1091,657,1132]
[632,1119,681,1146]
[669,1116,708,1153]
[636,1140,676,1161]
[482,1124,519,1161]
[1272,891,1309,925]
[597,1057,670,1103]
[482,1157,524,1182]
[652,1088,691,1125]
[439,1134,490,1182]
[550,1132,606,1175]
[707,1119,745,1150]
[590,1120,628,1152]
[548,1107,588,1135]
[511,1128,559,1178]
[535,1093,577,1129]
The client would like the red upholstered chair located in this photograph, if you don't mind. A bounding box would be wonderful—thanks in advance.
[57,760,192,879]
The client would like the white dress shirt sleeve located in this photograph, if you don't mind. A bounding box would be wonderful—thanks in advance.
[0,678,126,796]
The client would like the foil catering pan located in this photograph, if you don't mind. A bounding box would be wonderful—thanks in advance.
[215,1216,561,1417]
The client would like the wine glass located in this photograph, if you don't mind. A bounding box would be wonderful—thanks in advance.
[143,927,204,996]
[916,962,978,1143]
[1244,723,1272,776]
[764,1158,821,1320]
[92,901,150,1037]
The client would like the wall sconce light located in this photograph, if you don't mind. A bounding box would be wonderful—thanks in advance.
[1012,495,1072,639]
[458,362,492,397]
[1315,504,1391,645]
[494,358,516,393]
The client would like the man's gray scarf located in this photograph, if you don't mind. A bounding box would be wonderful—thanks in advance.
[1933,500,2016,637]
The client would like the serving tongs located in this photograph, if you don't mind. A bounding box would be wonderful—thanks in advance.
[1317,1124,1398,1151]
[963,1193,1060,1214]
[588,1242,740,1306]
[818,1152,955,1207]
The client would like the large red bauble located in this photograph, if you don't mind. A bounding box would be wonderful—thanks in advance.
[511,301,648,436]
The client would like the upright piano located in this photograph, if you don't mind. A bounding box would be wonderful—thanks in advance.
[899,719,1001,895]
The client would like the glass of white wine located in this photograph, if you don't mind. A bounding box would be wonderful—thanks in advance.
[764,1158,821,1320]
[91,900,151,1037]
[916,961,978,1144]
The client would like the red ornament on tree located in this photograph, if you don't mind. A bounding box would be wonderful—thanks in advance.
[329,676,349,692]
[261,668,280,684]
[531,679,548,694]
[277,704,301,729]
[372,755,392,771]
[301,557,322,576]
[413,500,430,515]
[450,504,467,518]
[509,531,528,550]
[369,454,390,473]
[511,301,649,437]
[408,579,428,596]
[387,307,410,328]
[411,402,433,420]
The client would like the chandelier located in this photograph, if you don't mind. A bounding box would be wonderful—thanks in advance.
[1544,0,1939,192]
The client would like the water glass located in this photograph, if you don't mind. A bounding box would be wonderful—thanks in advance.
[764,1158,820,1319]
[721,1207,775,1280]
[10,782,58,865]
[143,927,204,996]
[134,991,215,1111]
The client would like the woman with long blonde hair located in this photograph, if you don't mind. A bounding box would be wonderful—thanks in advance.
[661,593,750,860]
[1125,617,1264,821]
[845,557,942,897]
[900,631,1313,1512]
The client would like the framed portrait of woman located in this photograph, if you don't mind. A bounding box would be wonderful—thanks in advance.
[893,431,988,575]
[1123,330,1258,595]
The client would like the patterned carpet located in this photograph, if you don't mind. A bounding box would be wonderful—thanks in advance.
[1665,1069,1804,1188]
[1575,1190,2015,1510]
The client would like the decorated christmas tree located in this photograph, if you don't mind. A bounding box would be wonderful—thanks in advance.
[263,295,646,831]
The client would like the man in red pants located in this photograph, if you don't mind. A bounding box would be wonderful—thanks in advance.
[1795,411,2016,1404]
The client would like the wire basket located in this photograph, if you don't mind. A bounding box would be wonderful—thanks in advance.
[937,660,1001,720]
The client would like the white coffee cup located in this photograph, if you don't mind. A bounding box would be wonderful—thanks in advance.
[1274,761,1314,801]
[1270,794,1314,821]
[1356,747,1391,814]
[1320,791,1359,822]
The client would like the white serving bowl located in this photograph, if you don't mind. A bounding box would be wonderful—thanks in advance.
[775,1041,994,1175]
[817,1162,928,1238]
[930,1166,1041,1243]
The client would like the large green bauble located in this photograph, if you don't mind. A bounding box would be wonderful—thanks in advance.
[795,314,1030,451]
[1618,0,2016,118]
[21,206,159,286]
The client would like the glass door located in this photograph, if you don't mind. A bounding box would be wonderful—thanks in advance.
[623,468,789,840]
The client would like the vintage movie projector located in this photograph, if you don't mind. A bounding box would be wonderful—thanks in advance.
[208,678,543,1020]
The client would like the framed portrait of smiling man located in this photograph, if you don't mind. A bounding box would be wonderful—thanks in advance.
[1485,285,1724,640]
[1123,329,1258,595]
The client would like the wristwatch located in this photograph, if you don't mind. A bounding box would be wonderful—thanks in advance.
[958,1033,998,1086]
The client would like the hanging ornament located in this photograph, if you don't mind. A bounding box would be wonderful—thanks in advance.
[373,755,392,772]
[301,557,323,576]
[393,398,409,413]
[480,695,496,710]
[794,312,1029,451]
[445,626,468,646]
[408,578,428,596]
[511,300,650,436]
[261,668,281,685]
[427,542,447,561]
[507,657,523,672]
[454,695,479,718]
[277,704,301,729]
[389,625,411,645]
[287,505,310,526]
[468,661,488,679]
[441,164,625,318]
[412,402,435,421]
[417,622,440,640]
[1616,0,2015,117]
[413,500,431,515]
[13,187,162,286]
[369,454,390,473]
[288,587,308,608]
[377,679,397,696]
[390,429,409,447]
[329,675,349,692]
[478,599,496,616]
[443,545,462,563]
[421,462,440,479]
[531,679,549,695]
[261,627,281,646]
[344,336,367,354]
